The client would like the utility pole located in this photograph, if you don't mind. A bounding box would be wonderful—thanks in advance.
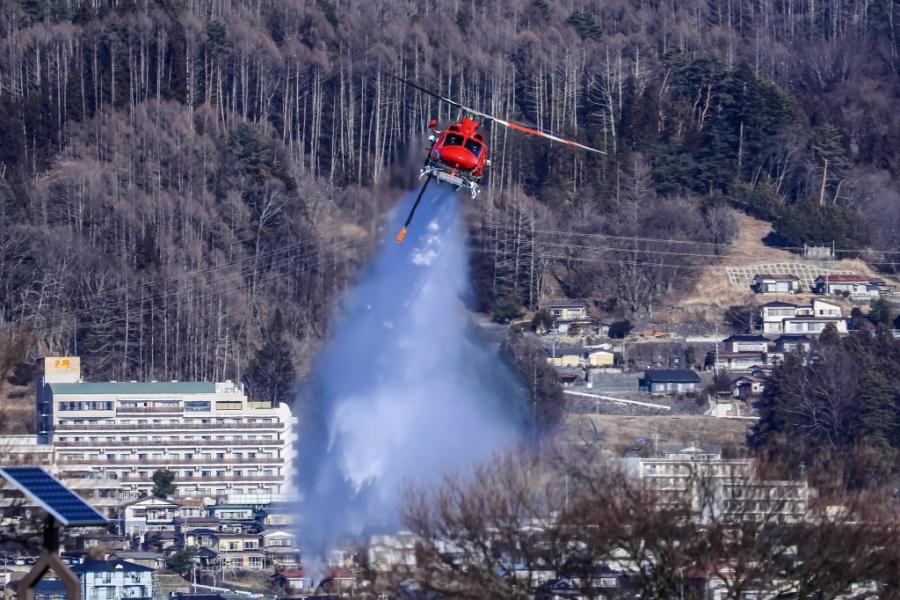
[714,323,719,376]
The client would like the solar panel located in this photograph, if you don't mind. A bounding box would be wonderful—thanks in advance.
[0,467,107,527]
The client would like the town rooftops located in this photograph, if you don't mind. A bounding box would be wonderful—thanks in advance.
[723,334,768,342]
[546,298,588,308]
[71,558,154,573]
[641,369,700,383]
[753,273,799,281]
[49,381,215,395]
[762,301,798,308]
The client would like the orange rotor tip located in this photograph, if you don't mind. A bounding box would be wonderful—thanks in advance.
[395,228,408,244]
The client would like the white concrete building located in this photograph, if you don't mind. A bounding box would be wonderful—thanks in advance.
[624,445,809,524]
[71,559,154,600]
[37,356,297,502]
[761,300,846,335]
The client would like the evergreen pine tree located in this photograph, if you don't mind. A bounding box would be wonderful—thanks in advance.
[245,310,296,404]
[857,372,898,453]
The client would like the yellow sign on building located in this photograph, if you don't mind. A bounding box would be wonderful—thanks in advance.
[44,356,81,383]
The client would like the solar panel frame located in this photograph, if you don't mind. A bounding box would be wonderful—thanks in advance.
[0,467,108,527]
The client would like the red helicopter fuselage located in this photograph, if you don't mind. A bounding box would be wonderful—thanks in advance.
[428,116,489,181]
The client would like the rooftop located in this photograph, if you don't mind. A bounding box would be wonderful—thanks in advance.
[49,382,216,395]
[642,369,701,383]
[762,301,798,308]
[71,559,154,573]
[723,334,768,342]
[815,274,879,283]
[754,273,799,280]
[775,334,812,341]
[546,298,588,308]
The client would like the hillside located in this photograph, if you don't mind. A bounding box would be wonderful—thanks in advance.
[680,211,893,309]
[0,0,898,393]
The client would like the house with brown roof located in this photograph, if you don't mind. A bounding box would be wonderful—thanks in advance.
[813,274,886,297]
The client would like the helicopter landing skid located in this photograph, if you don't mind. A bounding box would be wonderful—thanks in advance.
[419,165,480,199]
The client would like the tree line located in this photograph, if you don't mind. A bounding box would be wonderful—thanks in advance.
[0,0,898,386]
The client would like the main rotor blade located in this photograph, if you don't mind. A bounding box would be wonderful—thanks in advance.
[388,74,606,155]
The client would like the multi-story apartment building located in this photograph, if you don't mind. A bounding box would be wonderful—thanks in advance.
[35,356,296,503]
[625,445,809,524]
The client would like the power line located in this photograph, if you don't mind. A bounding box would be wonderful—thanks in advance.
[478,220,900,257]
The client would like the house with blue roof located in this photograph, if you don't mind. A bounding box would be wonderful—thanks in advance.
[71,559,154,600]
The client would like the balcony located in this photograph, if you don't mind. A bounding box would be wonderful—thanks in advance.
[115,475,282,483]
[56,422,283,432]
[55,439,282,447]
[57,458,282,466]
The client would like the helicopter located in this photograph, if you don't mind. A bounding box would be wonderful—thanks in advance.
[392,76,605,244]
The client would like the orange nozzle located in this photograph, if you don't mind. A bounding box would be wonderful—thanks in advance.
[395,228,408,244]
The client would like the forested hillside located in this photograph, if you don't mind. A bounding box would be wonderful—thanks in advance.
[1,0,898,389]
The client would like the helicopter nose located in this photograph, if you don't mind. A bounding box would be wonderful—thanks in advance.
[440,146,478,170]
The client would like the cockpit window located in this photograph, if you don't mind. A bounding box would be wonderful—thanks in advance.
[443,134,464,147]
[465,139,483,157]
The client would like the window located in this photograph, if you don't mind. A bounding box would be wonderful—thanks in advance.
[185,400,211,411]
[443,133,464,146]
[464,139,483,157]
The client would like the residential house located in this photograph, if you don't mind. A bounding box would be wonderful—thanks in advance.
[216,532,265,570]
[208,504,257,532]
[71,559,154,600]
[722,334,769,353]
[177,498,208,519]
[783,316,848,335]
[775,334,812,354]
[274,569,313,594]
[545,346,584,368]
[761,300,847,336]
[638,369,701,394]
[716,351,768,372]
[121,496,180,539]
[752,273,800,294]
[262,529,300,569]
[761,302,800,334]
[586,348,615,367]
[545,299,599,335]
[812,298,842,317]
[6,578,67,600]
[182,527,220,551]
[546,299,588,321]
[260,502,295,528]
[814,274,885,297]
[731,375,766,397]
[143,529,177,551]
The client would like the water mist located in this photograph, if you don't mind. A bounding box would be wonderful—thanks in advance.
[295,186,522,576]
